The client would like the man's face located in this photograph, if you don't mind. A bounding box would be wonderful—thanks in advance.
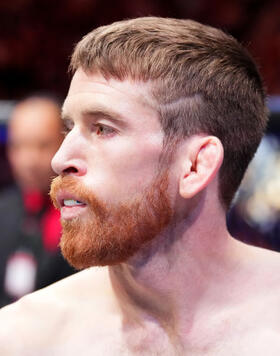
[50,69,173,268]
[8,100,62,193]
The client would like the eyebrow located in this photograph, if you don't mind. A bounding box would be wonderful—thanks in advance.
[61,107,128,128]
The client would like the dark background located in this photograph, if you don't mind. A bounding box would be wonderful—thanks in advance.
[0,0,280,100]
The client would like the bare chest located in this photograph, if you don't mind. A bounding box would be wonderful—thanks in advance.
[184,312,280,356]
[13,318,280,356]
[34,329,177,356]
[12,298,280,356]
[207,328,280,356]
[38,329,280,356]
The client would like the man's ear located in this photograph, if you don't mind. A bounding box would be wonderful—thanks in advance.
[179,136,224,199]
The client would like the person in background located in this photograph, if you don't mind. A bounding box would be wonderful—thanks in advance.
[0,96,75,307]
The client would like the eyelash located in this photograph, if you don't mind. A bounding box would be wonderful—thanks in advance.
[61,122,115,137]
[92,123,115,137]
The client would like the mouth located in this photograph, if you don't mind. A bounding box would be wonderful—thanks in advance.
[63,199,85,207]
[57,192,87,220]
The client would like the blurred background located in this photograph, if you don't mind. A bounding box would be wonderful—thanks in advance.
[0,0,279,305]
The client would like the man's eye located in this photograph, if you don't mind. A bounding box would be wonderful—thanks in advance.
[93,124,115,136]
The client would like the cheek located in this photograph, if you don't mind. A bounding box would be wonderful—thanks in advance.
[84,136,163,201]
[111,133,163,169]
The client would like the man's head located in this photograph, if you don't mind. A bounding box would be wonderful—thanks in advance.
[8,96,62,193]
[70,16,268,208]
[50,17,268,269]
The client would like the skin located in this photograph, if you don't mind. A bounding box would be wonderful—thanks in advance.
[1,70,280,356]
[7,98,63,193]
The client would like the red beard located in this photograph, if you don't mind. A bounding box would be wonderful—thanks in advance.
[50,173,172,269]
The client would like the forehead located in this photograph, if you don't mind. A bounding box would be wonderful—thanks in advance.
[63,69,160,129]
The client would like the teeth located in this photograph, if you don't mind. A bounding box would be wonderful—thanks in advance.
[63,199,84,207]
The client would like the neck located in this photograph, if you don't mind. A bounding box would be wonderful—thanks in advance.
[108,199,246,350]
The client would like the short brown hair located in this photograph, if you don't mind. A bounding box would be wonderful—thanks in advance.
[70,17,268,209]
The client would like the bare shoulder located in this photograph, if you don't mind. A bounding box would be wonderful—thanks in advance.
[0,267,113,355]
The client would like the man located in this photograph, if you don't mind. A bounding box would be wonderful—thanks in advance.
[0,17,278,355]
[0,96,74,306]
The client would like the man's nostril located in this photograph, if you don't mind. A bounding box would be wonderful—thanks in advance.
[63,166,78,174]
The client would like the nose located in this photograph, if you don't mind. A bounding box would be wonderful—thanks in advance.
[51,131,87,177]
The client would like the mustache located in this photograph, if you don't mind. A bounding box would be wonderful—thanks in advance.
[49,175,106,217]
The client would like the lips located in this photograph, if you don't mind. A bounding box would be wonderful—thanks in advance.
[55,191,85,208]
[55,191,87,220]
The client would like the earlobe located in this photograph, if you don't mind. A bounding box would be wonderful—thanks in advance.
[179,136,224,199]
